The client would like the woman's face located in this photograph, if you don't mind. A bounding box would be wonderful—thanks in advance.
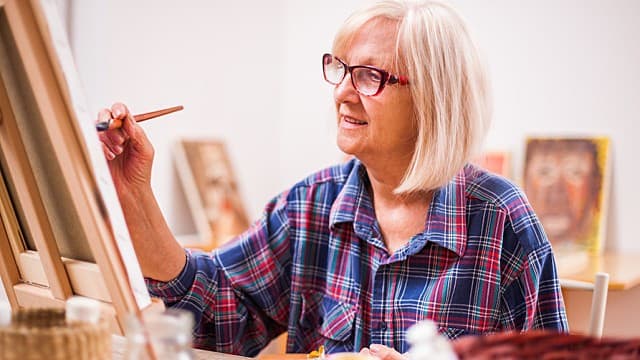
[333,19,415,167]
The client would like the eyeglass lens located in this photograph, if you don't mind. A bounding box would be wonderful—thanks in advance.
[323,54,383,96]
[323,55,346,84]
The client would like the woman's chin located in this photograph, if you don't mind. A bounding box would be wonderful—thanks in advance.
[336,136,361,157]
[338,148,368,162]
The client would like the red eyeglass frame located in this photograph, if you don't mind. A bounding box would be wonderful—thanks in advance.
[322,53,409,96]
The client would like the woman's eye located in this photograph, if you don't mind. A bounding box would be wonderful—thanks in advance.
[354,69,382,87]
[366,69,382,82]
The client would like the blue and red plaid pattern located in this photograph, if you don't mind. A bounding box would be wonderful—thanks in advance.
[146,159,568,356]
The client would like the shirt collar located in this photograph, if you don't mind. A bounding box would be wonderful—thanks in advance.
[329,159,468,257]
[419,168,468,257]
[329,160,377,240]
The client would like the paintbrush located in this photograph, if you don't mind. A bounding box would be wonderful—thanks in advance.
[96,105,183,131]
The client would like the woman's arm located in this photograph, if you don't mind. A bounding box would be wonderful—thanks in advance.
[98,102,185,281]
[146,193,293,355]
[118,185,186,281]
[99,103,292,355]
[498,199,569,332]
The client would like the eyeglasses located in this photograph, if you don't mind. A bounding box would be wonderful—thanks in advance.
[322,53,409,96]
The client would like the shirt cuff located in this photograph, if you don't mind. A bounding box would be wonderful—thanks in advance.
[145,249,196,303]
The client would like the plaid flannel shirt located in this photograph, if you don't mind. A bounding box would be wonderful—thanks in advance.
[146,159,568,356]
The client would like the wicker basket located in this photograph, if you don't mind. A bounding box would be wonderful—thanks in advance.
[0,308,110,360]
[454,330,640,360]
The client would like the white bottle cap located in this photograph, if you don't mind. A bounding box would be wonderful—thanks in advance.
[407,319,438,344]
[407,320,458,360]
[0,302,11,327]
[66,296,101,324]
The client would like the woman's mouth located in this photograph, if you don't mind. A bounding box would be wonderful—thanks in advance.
[341,115,368,128]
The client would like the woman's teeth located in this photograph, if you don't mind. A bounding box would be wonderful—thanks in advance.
[345,116,367,125]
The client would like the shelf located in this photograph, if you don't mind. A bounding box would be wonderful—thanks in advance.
[558,252,640,291]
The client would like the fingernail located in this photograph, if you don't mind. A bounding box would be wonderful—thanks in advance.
[113,145,123,154]
[107,151,115,160]
[369,345,381,354]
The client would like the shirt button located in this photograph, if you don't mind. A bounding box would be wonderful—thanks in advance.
[377,321,387,330]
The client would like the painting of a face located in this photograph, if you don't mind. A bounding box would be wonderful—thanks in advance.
[524,138,608,252]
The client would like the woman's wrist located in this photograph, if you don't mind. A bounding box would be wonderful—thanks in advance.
[118,183,154,205]
[117,184,185,281]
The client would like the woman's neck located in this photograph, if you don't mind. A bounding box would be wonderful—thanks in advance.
[363,161,433,254]
[363,159,425,208]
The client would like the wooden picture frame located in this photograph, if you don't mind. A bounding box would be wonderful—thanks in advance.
[174,139,250,250]
[523,136,611,257]
[0,0,161,334]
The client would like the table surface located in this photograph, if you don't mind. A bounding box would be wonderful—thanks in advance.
[111,335,309,360]
[111,335,250,360]
[558,252,640,290]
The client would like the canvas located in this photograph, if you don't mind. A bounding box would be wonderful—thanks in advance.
[523,137,611,256]
[0,0,163,334]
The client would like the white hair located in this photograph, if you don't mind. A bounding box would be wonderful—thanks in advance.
[333,0,492,193]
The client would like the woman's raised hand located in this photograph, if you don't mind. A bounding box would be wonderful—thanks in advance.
[97,102,155,193]
[96,102,186,281]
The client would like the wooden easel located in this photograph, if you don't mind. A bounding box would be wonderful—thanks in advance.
[0,0,163,335]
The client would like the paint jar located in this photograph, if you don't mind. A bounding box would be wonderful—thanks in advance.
[125,309,195,360]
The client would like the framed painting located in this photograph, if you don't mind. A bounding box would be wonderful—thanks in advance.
[174,139,250,250]
[523,137,611,256]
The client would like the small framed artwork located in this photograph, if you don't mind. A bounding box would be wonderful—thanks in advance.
[174,139,250,250]
[472,151,511,178]
[523,137,611,256]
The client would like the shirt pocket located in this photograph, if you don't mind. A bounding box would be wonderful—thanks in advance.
[298,292,357,352]
[319,295,356,344]
[438,326,475,340]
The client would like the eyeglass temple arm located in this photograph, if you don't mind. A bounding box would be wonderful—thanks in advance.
[389,75,409,85]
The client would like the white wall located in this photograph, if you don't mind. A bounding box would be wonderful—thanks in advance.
[71,1,640,251]
[0,281,7,304]
[70,0,285,235]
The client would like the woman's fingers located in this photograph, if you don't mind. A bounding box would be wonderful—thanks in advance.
[97,106,129,157]
[110,102,130,121]
[111,102,142,148]
[120,107,154,161]
[360,348,372,356]
[104,128,127,152]
[97,108,118,151]
[367,344,407,360]
[101,143,115,161]
[97,108,112,123]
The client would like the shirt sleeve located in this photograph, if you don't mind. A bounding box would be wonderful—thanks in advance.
[498,202,569,332]
[144,192,292,356]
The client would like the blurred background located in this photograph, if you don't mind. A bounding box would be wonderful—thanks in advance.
[60,0,640,249]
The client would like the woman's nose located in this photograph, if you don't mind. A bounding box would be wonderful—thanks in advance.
[334,72,360,104]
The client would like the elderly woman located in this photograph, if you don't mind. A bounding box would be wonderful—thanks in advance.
[98,0,568,357]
